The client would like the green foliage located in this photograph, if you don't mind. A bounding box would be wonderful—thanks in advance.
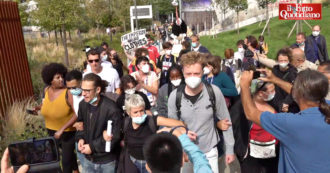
[85,0,110,27]
[151,0,176,17]
[200,6,330,60]
[256,0,276,9]
[228,0,248,13]
[15,1,30,26]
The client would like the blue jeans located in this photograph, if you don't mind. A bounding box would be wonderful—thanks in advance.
[130,155,148,173]
[75,143,86,166]
[82,158,116,173]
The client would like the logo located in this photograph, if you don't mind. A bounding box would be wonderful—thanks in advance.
[279,3,322,20]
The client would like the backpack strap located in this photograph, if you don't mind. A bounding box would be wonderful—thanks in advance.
[204,82,216,115]
[175,84,185,120]
[147,116,157,133]
[123,116,130,134]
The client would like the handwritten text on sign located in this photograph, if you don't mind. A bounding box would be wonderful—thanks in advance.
[279,3,322,20]
[121,29,147,51]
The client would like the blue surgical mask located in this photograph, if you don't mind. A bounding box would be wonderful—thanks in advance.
[70,88,82,96]
[102,54,108,61]
[132,114,147,125]
[191,42,197,48]
[89,96,98,105]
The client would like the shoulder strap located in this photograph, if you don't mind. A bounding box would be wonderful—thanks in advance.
[175,84,185,120]
[282,71,290,81]
[204,82,216,116]
[147,116,157,133]
[123,116,130,133]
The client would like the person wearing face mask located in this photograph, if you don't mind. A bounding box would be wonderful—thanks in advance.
[143,34,160,64]
[204,55,238,103]
[271,48,299,113]
[40,63,78,173]
[157,65,184,118]
[291,32,306,51]
[127,48,157,74]
[234,40,245,62]
[168,52,235,173]
[76,73,123,173]
[108,49,124,78]
[230,79,278,173]
[130,56,159,107]
[190,35,210,54]
[116,75,152,117]
[65,70,86,166]
[156,42,178,87]
[222,49,242,93]
[105,94,185,173]
[305,25,329,64]
[242,36,261,71]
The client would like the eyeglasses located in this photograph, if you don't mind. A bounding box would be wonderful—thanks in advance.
[81,88,95,93]
[88,59,100,63]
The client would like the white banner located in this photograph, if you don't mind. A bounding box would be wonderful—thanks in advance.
[121,29,147,52]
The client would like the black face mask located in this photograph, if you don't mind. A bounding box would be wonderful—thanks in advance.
[112,54,119,59]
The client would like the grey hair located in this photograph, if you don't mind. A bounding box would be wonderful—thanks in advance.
[124,94,145,114]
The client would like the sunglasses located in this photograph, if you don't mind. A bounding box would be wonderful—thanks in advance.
[67,87,78,90]
[88,59,100,63]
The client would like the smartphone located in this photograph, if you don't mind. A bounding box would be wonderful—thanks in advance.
[253,71,261,79]
[8,137,59,167]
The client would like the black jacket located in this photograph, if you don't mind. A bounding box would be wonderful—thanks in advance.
[76,95,123,163]
[305,34,329,63]
[271,64,299,113]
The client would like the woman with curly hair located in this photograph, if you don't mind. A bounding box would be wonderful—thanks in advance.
[40,63,78,173]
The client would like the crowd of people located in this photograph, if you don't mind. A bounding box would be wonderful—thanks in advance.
[2,24,330,173]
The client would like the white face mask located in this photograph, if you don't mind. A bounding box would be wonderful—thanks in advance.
[165,50,172,55]
[185,76,202,89]
[238,47,244,53]
[141,64,150,73]
[171,79,182,87]
[264,92,275,101]
[102,54,108,61]
[125,87,136,95]
[312,31,320,37]
[203,67,211,75]
[279,62,289,68]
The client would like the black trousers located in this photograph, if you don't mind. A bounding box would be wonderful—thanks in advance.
[48,129,78,173]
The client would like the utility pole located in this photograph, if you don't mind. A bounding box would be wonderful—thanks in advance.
[134,0,138,30]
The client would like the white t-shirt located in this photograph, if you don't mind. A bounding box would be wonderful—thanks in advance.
[72,95,84,116]
[130,71,158,106]
[234,51,244,61]
[83,66,120,93]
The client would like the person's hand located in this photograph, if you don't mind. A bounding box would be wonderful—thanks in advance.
[81,144,92,155]
[282,103,289,112]
[54,129,63,139]
[240,71,254,89]
[103,130,113,142]
[257,68,275,82]
[78,139,85,152]
[73,122,84,131]
[1,148,29,173]
[217,119,232,131]
[187,131,197,141]
[225,154,235,165]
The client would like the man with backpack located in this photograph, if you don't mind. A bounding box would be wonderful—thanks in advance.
[168,52,235,173]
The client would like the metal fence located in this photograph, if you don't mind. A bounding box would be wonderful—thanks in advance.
[0,2,34,116]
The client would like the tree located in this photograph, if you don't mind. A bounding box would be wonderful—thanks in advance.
[31,0,84,66]
[257,0,276,35]
[228,0,248,35]
[85,0,110,39]
[214,0,229,20]
[110,0,132,32]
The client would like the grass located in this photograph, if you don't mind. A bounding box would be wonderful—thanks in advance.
[200,6,330,59]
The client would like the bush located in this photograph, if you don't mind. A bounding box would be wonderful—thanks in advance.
[0,99,48,155]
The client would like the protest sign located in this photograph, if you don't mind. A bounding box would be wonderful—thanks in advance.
[279,3,322,20]
[121,29,147,52]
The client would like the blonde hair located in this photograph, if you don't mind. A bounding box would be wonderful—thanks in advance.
[179,51,206,68]
[124,94,145,114]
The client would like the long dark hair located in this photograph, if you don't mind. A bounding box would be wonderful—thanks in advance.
[167,65,184,97]
[293,69,330,124]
